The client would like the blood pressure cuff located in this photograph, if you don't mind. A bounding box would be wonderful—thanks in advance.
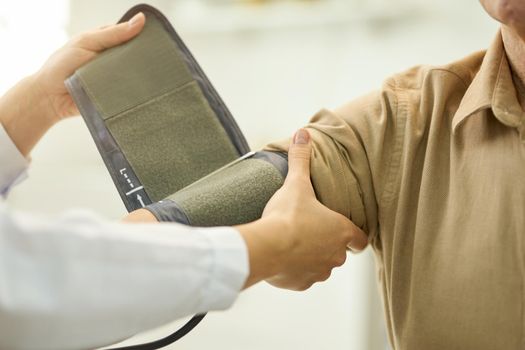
[65,4,287,226]
[147,151,287,226]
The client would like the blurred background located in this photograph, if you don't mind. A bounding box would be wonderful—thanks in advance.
[1,0,498,349]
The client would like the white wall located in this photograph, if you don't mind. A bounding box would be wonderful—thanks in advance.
[2,1,498,349]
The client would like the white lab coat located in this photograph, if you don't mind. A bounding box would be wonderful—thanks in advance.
[0,124,248,350]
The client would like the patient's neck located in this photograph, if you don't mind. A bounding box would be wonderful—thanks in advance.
[502,25,525,110]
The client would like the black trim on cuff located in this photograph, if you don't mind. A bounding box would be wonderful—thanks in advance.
[253,151,288,178]
[145,199,191,225]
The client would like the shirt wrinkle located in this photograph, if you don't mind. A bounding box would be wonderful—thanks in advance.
[379,77,403,205]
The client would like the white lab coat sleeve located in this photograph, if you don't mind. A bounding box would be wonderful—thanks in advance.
[0,206,249,350]
[0,123,29,197]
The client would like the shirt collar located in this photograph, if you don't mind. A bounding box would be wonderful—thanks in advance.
[452,31,525,133]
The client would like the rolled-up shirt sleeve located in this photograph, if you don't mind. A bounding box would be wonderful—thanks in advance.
[265,79,400,240]
[0,123,29,197]
[0,206,248,350]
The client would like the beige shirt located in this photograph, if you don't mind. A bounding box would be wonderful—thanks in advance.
[266,32,525,349]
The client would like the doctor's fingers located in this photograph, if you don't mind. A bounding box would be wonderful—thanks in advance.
[293,269,337,291]
[69,12,145,53]
[341,214,368,252]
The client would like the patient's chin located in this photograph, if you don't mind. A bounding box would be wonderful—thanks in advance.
[497,1,525,29]
[482,0,525,31]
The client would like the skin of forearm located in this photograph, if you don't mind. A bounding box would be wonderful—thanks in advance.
[0,74,56,157]
[235,217,289,289]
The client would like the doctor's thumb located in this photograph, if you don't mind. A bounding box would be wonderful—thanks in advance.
[286,129,312,181]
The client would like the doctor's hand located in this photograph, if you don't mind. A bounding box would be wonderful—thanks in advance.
[0,12,145,157]
[237,129,368,290]
[35,12,145,122]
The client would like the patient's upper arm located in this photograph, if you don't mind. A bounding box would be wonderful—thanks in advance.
[264,79,399,240]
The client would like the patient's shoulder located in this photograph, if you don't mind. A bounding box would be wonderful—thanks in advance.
[386,49,486,93]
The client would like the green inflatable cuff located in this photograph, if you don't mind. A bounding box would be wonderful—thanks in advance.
[146,152,288,226]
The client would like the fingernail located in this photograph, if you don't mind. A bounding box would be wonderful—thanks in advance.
[128,12,143,28]
[294,129,310,144]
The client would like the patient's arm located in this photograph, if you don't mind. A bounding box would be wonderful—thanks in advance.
[127,130,368,291]
[265,90,400,240]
